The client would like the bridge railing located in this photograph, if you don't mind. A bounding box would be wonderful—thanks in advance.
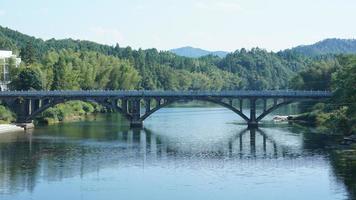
[0,90,332,98]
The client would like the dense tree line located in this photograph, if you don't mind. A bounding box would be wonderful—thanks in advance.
[0,25,316,91]
[218,48,312,89]
[10,50,141,90]
[289,59,339,90]
[290,55,356,135]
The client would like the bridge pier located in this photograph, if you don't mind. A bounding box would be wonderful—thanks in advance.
[248,98,258,128]
[8,98,35,129]
[248,121,258,129]
[129,99,143,128]
[130,120,143,128]
[12,98,32,123]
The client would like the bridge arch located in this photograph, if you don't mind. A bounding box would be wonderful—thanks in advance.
[24,98,132,122]
[139,98,250,122]
[256,100,294,122]
[23,97,301,127]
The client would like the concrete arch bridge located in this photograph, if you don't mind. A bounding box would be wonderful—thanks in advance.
[0,90,332,128]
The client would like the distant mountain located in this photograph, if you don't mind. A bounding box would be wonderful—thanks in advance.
[289,38,356,56]
[170,46,229,58]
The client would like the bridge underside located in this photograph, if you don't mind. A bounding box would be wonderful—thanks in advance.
[2,96,304,128]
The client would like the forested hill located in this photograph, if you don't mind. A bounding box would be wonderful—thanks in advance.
[288,39,356,56]
[170,46,229,58]
[0,25,320,91]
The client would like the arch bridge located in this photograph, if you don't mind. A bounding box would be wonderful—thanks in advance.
[0,90,332,128]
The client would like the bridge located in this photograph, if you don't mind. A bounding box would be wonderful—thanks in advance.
[0,90,332,128]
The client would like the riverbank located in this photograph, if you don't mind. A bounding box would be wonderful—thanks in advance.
[286,109,355,136]
[0,101,106,126]
[0,124,24,134]
[274,113,316,126]
[35,101,106,125]
[274,112,356,145]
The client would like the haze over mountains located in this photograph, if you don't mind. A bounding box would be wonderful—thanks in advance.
[1,25,356,58]
[287,38,356,56]
[170,39,356,58]
[170,47,229,58]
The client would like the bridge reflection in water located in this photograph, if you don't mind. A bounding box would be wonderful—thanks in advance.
[116,128,299,159]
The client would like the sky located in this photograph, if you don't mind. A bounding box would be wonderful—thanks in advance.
[1,0,356,52]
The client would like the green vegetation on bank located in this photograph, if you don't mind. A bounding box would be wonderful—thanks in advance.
[36,101,105,124]
[290,55,356,135]
[0,101,104,125]
[0,105,15,124]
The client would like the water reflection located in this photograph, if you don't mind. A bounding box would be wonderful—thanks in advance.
[108,128,291,159]
[0,110,354,200]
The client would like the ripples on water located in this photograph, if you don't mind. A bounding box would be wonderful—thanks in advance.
[0,107,353,200]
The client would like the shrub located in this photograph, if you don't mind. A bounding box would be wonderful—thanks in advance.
[37,101,101,123]
[0,105,15,123]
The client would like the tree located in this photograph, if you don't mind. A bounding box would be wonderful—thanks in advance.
[290,60,339,90]
[19,42,37,65]
[0,37,17,51]
[51,56,79,90]
[51,57,67,90]
[10,67,42,90]
[106,61,141,90]
[333,55,356,115]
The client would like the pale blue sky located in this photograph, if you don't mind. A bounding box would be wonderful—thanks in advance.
[1,0,356,51]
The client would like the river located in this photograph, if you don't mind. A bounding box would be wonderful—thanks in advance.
[0,106,354,200]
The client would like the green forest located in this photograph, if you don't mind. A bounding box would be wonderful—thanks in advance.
[1,25,316,91]
[0,26,355,134]
[288,55,356,135]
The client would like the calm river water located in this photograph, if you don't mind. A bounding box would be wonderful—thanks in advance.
[0,106,354,200]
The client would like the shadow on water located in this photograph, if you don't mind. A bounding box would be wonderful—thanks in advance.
[0,111,355,200]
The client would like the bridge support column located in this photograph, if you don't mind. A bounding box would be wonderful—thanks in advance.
[130,99,143,128]
[42,98,50,107]
[229,99,233,106]
[122,99,128,114]
[31,99,40,113]
[145,99,151,113]
[10,98,34,130]
[263,99,267,111]
[156,98,161,106]
[248,98,258,128]
[239,99,243,111]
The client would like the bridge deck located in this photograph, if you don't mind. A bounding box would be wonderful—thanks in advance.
[0,90,332,98]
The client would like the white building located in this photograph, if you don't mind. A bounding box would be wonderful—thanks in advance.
[0,50,21,91]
